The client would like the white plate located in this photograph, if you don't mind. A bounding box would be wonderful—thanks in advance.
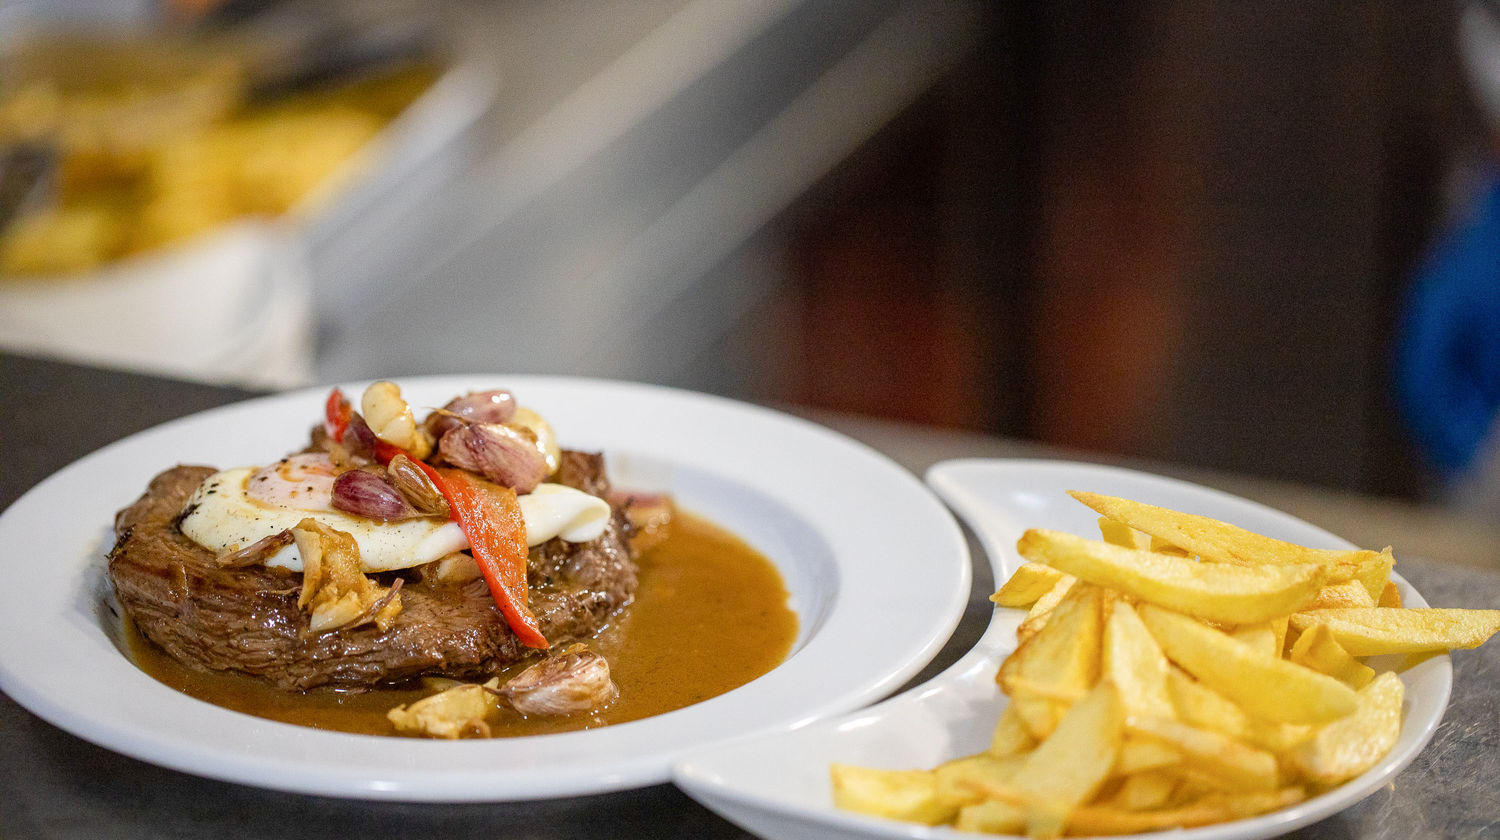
[0,376,970,801]
[673,458,1453,840]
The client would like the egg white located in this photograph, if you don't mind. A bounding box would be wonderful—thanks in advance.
[180,467,611,573]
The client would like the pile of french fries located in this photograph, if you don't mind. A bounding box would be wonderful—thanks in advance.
[832,491,1500,837]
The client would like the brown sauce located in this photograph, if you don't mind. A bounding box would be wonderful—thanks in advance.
[126,510,799,737]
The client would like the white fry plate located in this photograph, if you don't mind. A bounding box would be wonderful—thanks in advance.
[0,376,970,801]
[673,458,1452,840]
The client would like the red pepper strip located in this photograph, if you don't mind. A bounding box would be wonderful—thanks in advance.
[324,388,352,442]
[368,435,547,649]
[437,468,548,649]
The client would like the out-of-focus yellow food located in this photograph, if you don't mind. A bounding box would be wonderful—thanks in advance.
[831,491,1500,837]
[0,35,436,276]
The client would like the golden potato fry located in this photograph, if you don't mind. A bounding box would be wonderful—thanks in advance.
[1272,616,1291,657]
[993,563,1067,609]
[1229,623,1278,658]
[1116,736,1181,774]
[1149,535,1192,557]
[999,584,1104,739]
[1007,681,1125,837]
[935,752,1028,810]
[1166,667,1248,736]
[1067,492,1383,574]
[1097,516,1148,549]
[829,764,953,825]
[990,704,1039,757]
[954,799,1025,834]
[1350,549,1395,602]
[1303,579,1377,610]
[1111,769,1177,810]
[1138,605,1356,724]
[1289,624,1375,689]
[1103,602,1174,719]
[1065,788,1306,835]
[1126,717,1279,791]
[1019,529,1326,624]
[1016,575,1078,642]
[1289,608,1500,656]
[1289,671,1404,785]
[1379,581,1403,608]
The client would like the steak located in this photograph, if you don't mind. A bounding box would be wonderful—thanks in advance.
[108,451,637,691]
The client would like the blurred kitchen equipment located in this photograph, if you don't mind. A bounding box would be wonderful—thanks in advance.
[0,0,496,388]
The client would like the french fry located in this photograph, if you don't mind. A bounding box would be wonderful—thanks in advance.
[1000,585,1104,739]
[935,752,1028,810]
[1017,575,1077,642]
[1126,716,1280,791]
[830,764,953,824]
[1289,624,1375,689]
[1103,602,1174,719]
[1138,604,1357,724]
[1097,516,1148,549]
[1067,492,1378,568]
[990,704,1038,757]
[1229,623,1278,658]
[1115,736,1180,774]
[1110,769,1176,810]
[993,563,1067,609]
[955,800,1026,834]
[1379,581,1403,608]
[1289,608,1500,656]
[1289,672,1404,784]
[1148,535,1192,557]
[1064,788,1306,835]
[997,681,1125,838]
[1271,616,1290,657]
[1303,579,1377,610]
[1166,667,1248,737]
[1018,529,1326,624]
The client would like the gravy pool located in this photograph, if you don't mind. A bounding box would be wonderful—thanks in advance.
[127,510,798,736]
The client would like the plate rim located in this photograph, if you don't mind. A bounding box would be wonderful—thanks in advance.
[0,374,971,801]
[671,457,1454,840]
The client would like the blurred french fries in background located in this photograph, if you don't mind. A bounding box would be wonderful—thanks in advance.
[832,491,1500,837]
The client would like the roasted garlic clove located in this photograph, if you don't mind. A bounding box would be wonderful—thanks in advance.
[360,380,433,459]
[508,406,560,476]
[388,678,501,739]
[437,422,548,493]
[500,644,617,717]
[292,518,403,633]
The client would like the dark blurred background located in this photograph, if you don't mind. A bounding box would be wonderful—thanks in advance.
[0,0,1490,505]
[766,1,1478,500]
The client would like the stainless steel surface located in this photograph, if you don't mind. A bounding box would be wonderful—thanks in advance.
[1,353,1495,839]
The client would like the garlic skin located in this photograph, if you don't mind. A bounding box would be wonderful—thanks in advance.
[500,645,618,717]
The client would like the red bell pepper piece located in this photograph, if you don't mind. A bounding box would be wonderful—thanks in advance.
[437,468,548,649]
[324,388,352,442]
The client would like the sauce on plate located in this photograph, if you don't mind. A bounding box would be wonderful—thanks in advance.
[127,511,798,736]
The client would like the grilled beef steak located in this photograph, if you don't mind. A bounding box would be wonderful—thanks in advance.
[108,451,636,691]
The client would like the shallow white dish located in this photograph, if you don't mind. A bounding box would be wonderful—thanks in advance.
[673,458,1453,840]
[0,375,970,801]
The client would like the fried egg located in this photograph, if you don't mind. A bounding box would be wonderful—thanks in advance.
[180,464,611,573]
